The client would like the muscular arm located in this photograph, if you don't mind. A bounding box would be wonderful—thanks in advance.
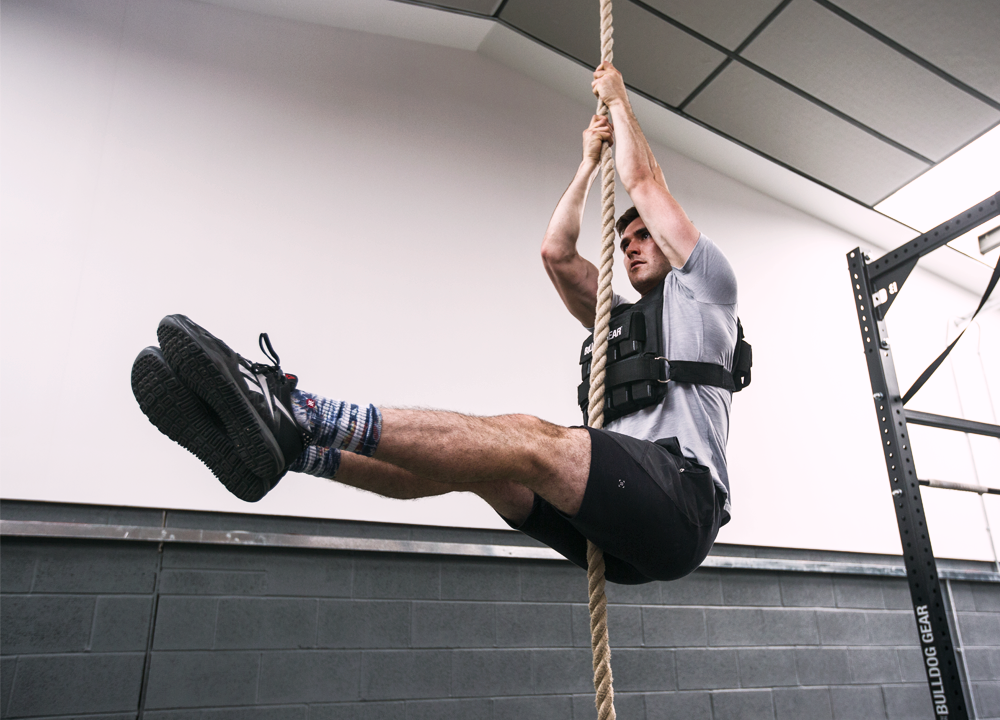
[592,63,700,268]
[540,115,612,327]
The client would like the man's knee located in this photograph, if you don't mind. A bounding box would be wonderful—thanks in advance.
[474,480,534,524]
[522,424,590,517]
[514,413,572,438]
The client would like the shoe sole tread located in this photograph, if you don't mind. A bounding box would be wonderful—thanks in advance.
[131,350,268,502]
[157,321,281,480]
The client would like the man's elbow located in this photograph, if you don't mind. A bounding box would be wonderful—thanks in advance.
[627,173,662,197]
[618,164,658,196]
[540,240,573,268]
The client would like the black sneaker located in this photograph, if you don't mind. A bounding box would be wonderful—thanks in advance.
[131,346,275,502]
[156,314,310,482]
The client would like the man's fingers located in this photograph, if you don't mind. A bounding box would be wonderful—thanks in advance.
[585,132,612,145]
[584,113,613,156]
[588,131,613,147]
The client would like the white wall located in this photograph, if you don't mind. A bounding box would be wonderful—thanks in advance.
[2,0,998,559]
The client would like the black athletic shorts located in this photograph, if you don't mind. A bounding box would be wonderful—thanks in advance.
[505,427,725,585]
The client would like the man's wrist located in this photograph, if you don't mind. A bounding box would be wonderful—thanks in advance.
[604,94,629,111]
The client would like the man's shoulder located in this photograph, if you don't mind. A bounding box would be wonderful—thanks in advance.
[670,234,737,305]
[678,234,731,269]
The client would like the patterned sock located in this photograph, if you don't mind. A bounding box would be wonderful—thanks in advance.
[289,389,382,457]
[289,445,342,479]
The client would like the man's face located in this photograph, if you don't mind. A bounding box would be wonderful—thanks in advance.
[620,217,670,296]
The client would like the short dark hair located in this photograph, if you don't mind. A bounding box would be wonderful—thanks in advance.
[615,206,640,238]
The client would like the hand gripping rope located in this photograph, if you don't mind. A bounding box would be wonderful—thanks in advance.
[586,1,617,718]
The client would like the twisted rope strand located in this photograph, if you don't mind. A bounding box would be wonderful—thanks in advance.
[586,1,617,718]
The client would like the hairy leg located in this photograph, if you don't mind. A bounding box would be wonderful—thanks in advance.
[334,452,451,500]
[335,453,537,523]
[373,409,590,516]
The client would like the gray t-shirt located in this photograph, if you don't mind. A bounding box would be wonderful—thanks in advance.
[607,234,737,521]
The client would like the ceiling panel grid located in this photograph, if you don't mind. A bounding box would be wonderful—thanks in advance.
[828,0,1000,104]
[740,0,999,163]
[408,0,999,209]
[684,62,930,205]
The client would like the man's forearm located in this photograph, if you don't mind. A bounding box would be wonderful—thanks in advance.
[541,158,602,326]
[541,159,599,259]
[591,62,700,267]
[606,99,662,193]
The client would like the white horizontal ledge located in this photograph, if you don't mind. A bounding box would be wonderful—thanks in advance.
[3,520,997,583]
[0,519,561,561]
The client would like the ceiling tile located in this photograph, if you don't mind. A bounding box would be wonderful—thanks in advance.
[641,0,783,49]
[501,0,725,106]
[612,2,726,105]
[686,62,930,205]
[500,0,602,67]
[829,0,1000,104]
[742,0,1000,162]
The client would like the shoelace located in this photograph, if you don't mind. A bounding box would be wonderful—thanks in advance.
[236,333,291,385]
[246,333,313,444]
[259,333,280,366]
[249,333,289,380]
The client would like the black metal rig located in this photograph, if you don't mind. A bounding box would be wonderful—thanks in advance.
[847,191,1000,719]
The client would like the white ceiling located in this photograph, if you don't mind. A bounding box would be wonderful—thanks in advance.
[200,0,1000,292]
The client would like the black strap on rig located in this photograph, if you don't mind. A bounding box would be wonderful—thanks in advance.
[901,257,999,405]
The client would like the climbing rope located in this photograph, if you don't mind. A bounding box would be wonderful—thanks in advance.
[586,0,617,718]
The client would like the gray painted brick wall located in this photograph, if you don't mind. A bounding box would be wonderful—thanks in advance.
[2,501,999,720]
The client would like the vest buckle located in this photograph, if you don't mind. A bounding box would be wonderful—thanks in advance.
[655,357,670,384]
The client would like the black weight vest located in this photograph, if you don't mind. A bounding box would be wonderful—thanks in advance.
[577,280,752,424]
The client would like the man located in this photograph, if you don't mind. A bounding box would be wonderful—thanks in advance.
[132,63,738,585]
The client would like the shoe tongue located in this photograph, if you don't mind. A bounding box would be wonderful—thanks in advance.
[283,373,299,389]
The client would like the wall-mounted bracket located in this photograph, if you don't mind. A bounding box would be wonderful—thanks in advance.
[866,192,1000,319]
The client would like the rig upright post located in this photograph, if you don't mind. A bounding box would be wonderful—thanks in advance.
[847,192,1000,720]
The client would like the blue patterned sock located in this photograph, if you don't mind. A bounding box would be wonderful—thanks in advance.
[289,445,342,478]
[289,390,382,457]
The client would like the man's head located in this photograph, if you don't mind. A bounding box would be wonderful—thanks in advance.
[616,206,670,296]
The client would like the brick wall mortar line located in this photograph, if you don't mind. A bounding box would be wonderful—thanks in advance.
[447,647,455,700]
[255,650,262,704]
[115,643,941,655]
[312,598,320,649]
[160,568,265,575]
[3,657,17,718]
[1,650,148,658]
[134,519,164,720]
[84,596,98,652]
[1,592,159,597]
[27,554,38,595]
[1,590,154,597]
[407,601,414,648]
[212,597,221,650]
